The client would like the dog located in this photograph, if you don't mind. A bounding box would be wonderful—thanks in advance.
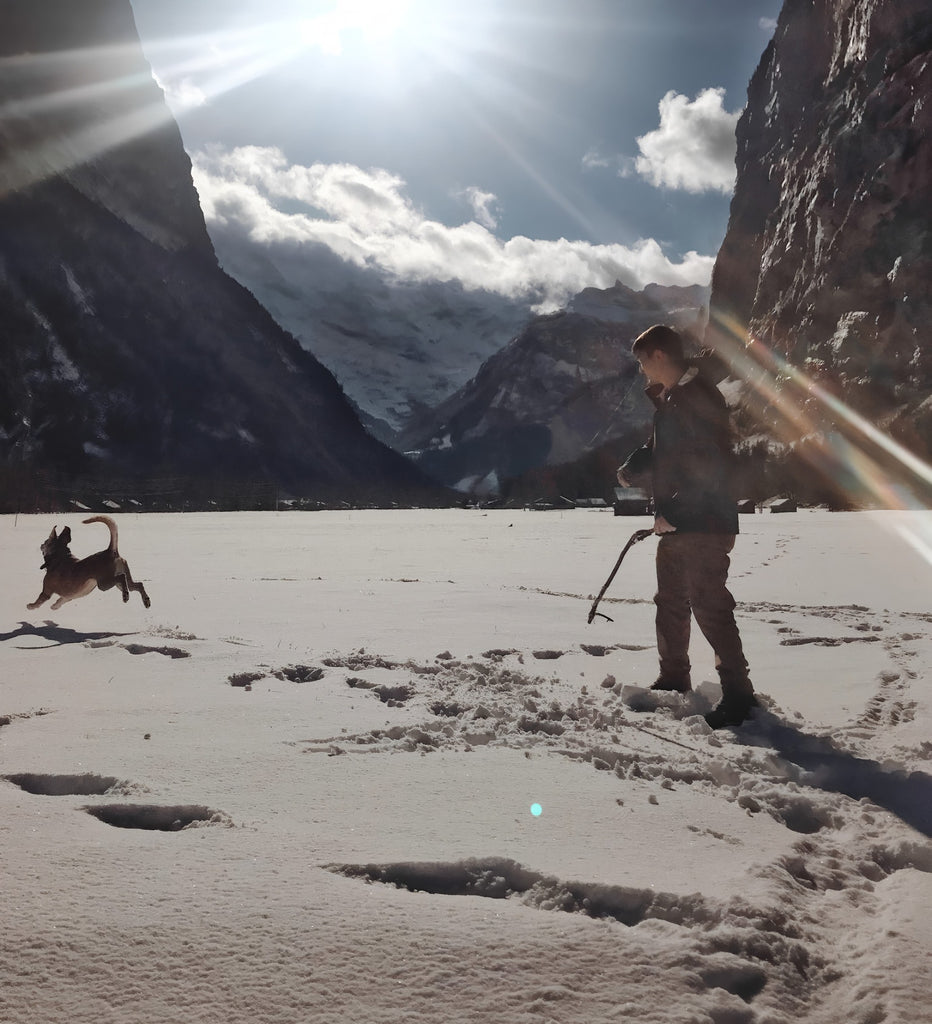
[28,515,151,611]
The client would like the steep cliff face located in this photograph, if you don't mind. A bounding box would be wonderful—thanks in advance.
[0,0,435,506]
[1,0,213,255]
[708,0,932,467]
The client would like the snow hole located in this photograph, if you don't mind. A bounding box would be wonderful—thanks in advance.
[84,804,228,831]
[326,857,710,928]
[4,772,120,796]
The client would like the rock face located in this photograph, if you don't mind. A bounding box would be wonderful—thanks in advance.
[401,284,708,494]
[708,0,932,472]
[0,0,434,507]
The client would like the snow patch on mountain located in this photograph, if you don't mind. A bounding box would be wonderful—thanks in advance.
[206,220,534,433]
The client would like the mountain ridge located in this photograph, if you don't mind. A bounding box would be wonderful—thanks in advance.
[0,0,440,510]
[399,285,709,494]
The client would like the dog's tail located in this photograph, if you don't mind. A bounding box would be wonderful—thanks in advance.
[83,515,119,553]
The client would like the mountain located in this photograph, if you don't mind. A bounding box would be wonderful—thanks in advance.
[0,0,438,509]
[568,281,710,325]
[707,0,932,502]
[399,283,709,494]
[203,222,535,441]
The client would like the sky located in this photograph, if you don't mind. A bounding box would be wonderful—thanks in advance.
[128,0,782,307]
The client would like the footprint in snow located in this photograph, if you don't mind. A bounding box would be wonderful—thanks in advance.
[86,640,190,658]
[3,772,134,796]
[123,643,190,658]
[84,804,231,831]
[2,774,231,831]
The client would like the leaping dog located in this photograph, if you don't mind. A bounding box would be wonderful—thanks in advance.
[28,515,151,611]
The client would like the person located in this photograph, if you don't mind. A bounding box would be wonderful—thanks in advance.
[616,324,757,729]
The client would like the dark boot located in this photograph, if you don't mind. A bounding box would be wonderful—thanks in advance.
[704,693,758,729]
[650,675,691,693]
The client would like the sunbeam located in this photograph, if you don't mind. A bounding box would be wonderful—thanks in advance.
[0,15,349,195]
[707,309,932,563]
[0,41,180,196]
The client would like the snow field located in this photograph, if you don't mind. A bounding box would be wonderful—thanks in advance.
[1,509,930,1023]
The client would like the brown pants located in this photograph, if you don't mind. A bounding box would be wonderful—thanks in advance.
[655,533,752,698]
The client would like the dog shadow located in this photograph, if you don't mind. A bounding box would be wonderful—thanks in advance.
[739,711,932,839]
[0,621,137,648]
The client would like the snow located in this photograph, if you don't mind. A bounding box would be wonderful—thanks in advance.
[2,508,931,1024]
[63,265,94,315]
[204,231,533,431]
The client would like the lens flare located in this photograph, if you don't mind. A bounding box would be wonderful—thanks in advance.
[706,309,932,566]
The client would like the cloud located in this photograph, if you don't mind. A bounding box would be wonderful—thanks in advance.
[193,145,714,311]
[457,187,500,231]
[581,147,611,171]
[759,17,778,31]
[154,73,208,113]
[634,88,740,195]
[581,147,637,179]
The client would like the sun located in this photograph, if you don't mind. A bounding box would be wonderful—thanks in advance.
[334,0,413,38]
[298,0,414,56]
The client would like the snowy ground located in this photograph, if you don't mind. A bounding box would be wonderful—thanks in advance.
[1,508,930,1024]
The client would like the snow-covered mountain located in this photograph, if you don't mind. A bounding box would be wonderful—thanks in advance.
[204,221,535,440]
[398,283,710,494]
[208,213,715,447]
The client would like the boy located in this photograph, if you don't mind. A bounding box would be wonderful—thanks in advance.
[617,325,756,728]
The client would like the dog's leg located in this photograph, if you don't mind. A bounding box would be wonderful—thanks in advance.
[51,580,98,610]
[122,563,151,608]
[27,591,51,610]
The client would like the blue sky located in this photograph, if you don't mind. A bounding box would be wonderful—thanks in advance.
[129,0,782,308]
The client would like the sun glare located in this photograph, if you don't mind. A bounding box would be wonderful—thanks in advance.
[298,0,413,56]
[707,310,932,566]
[336,0,413,38]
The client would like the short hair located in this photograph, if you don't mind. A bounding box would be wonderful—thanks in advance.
[631,324,685,362]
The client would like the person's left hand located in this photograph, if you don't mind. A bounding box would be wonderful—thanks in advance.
[653,515,676,534]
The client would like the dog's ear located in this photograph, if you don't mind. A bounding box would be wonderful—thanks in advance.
[47,527,58,541]
[60,526,72,543]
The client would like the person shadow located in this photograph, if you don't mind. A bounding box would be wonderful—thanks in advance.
[0,621,137,648]
[737,709,932,839]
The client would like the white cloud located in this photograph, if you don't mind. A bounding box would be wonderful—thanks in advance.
[634,88,740,195]
[581,147,611,171]
[458,187,500,231]
[581,147,637,179]
[193,145,714,311]
[759,17,778,31]
[154,73,208,114]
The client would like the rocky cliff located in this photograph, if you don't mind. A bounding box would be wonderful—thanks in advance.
[708,0,932,497]
[0,0,436,508]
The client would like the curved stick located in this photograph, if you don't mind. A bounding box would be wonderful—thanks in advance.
[587,527,654,624]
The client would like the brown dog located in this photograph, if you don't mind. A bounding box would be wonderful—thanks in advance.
[28,515,151,611]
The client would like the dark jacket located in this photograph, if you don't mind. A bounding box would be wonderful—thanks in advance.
[621,367,738,534]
